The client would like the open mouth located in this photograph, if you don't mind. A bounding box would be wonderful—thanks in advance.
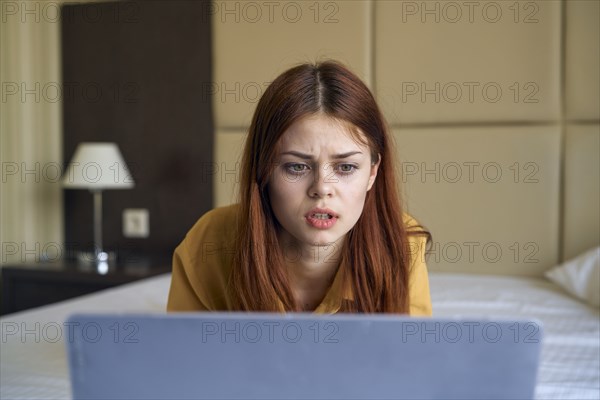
[311,213,334,220]
[305,207,338,221]
[305,209,338,229]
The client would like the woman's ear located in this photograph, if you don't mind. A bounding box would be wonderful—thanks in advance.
[367,153,381,191]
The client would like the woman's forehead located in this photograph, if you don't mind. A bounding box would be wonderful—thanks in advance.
[277,114,369,152]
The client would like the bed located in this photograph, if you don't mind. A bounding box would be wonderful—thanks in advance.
[1,270,598,400]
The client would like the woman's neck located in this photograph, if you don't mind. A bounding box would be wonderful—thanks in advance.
[279,233,345,311]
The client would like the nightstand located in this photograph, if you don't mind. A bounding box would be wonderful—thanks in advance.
[1,256,171,315]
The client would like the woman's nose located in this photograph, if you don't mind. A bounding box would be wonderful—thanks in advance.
[308,163,334,198]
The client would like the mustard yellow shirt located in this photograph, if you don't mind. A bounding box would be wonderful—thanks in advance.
[167,203,432,315]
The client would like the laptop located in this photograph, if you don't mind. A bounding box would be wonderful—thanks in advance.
[65,313,543,399]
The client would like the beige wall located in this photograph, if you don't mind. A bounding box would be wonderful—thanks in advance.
[2,0,598,275]
[212,0,600,276]
[0,0,105,265]
[1,1,65,265]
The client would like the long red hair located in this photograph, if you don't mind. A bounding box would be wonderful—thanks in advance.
[230,60,431,313]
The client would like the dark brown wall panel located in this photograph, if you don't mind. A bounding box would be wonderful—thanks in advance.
[61,1,213,260]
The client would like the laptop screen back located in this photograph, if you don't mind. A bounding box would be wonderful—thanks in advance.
[66,313,542,400]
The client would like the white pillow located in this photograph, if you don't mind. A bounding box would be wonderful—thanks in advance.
[545,246,600,307]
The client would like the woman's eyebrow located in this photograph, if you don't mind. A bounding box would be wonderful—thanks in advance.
[280,150,363,160]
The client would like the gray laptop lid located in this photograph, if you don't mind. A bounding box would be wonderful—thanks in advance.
[65,313,543,400]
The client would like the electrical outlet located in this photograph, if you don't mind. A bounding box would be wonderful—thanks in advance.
[123,209,150,238]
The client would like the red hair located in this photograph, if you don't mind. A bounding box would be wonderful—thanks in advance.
[230,60,431,313]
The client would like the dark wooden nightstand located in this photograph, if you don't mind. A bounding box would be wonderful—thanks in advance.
[1,256,171,315]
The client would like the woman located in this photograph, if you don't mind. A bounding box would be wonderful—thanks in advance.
[167,60,432,315]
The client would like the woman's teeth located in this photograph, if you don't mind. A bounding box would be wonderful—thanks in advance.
[313,213,332,219]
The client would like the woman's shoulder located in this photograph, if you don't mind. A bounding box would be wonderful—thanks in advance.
[171,204,241,311]
[190,204,239,232]
[401,212,422,230]
[186,203,240,236]
[402,212,430,248]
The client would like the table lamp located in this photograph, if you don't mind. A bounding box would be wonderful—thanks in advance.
[62,142,134,266]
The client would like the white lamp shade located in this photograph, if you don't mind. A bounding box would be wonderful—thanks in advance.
[62,142,135,189]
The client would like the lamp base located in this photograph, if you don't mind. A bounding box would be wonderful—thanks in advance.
[75,250,117,275]
[76,250,117,265]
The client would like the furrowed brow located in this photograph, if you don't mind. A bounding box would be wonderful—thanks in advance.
[280,150,363,160]
[332,151,364,159]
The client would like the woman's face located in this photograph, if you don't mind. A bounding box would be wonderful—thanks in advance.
[267,113,380,253]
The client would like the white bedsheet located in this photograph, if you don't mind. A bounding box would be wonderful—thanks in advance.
[1,272,598,400]
[430,273,600,400]
[1,274,169,400]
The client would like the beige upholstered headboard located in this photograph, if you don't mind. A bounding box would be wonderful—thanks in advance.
[211,0,600,277]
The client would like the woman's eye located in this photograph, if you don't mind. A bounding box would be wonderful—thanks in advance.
[337,164,358,175]
[285,164,308,175]
[283,163,358,177]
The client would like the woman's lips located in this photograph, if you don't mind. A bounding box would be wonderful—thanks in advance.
[304,207,339,229]
[305,207,338,218]
[305,214,338,229]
